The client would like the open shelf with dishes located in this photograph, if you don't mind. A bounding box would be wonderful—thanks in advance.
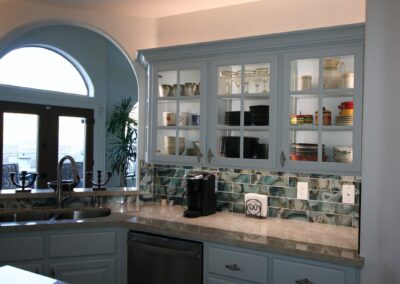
[209,57,277,168]
[282,47,363,174]
[152,64,206,163]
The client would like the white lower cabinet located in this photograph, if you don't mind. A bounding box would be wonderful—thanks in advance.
[204,243,360,284]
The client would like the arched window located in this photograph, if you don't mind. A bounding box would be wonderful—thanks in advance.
[0,46,88,95]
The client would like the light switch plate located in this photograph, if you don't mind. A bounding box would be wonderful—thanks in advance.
[297,182,309,200]
[342,184,355,204]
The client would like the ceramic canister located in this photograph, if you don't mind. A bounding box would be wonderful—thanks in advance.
[299,75,312,91]
[341,72,354,88]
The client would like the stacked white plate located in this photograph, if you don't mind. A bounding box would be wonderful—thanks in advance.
[333,146,353,163]
[335,115,353,126]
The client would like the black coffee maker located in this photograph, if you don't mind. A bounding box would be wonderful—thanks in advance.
[184,173,216,218]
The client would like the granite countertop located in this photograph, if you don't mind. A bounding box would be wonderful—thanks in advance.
[0,187,139,199]
[0,203,364,268]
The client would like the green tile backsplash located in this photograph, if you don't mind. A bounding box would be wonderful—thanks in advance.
[139,163,361,228]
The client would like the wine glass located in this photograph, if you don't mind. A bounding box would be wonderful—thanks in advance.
[256,67,270,93]
[237,70,254,93]
[219,70,235,95]
[252,71,262,93]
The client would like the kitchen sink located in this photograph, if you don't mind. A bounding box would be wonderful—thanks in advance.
[0,211,56,222]
[53,208,112,220]
[0,208,111,223]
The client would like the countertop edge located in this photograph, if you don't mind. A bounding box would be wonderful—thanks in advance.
[0,213,364,268]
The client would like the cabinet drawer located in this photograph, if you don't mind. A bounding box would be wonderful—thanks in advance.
[272,258,346,284]
[49,231,116,258]
[0,236,44,262]
[207,247,267,283]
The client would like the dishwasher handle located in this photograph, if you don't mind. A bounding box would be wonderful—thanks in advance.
[128,240,202,259]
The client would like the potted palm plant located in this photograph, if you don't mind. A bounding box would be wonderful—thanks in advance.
[106,97,138,186]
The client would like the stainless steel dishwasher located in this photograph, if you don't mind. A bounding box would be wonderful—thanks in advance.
[127,230,202,284]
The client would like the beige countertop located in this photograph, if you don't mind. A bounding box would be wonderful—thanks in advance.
[0,203,364,268]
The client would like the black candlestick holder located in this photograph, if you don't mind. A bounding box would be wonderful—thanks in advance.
[86,170,112,191]
[9,171,38,193]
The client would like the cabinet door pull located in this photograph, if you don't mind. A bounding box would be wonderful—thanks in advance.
[225,264,241,271]
[207,149,214,163]
[295,278,313,284]
[50,268,55,278]
[280,151,286,167]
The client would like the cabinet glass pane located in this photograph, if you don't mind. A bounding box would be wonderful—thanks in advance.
[244,63,270,94]
[158,71,177,97]
[180,100,200,126]
[291,58,319,91]
[217,98,242,126]
[158,101,177,127]
[178,130,200,157]
[322,96,353,126]
[290,130,322,162]
[217,130,241,158]
[180,69,201,96]
[322,131,353,163]
[244,130,269,159]
[156,129,178,156]
[290,95,318,126]
[244,99,269,126]
[323,55,355,89]
[218,65,241,95]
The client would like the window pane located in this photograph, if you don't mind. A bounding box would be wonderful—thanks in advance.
[2,113,38,189]
[58,116,86,187]
[0,47,88,95]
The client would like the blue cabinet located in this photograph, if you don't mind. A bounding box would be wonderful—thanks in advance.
[204,243,360,284]
[138,24,365,175]
[0,227,123,284]
[49,258,116,284]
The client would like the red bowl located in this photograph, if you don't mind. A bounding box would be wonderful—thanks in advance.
[338,101,354,109]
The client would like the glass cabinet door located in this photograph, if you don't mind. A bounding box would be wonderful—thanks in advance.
[210,56,277,168]
[282,47,363,174]
[151,64,206,164]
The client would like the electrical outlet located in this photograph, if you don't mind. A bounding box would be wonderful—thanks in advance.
[297,182,309,200]
[342,184,355,204]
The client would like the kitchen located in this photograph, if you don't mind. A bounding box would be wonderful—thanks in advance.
[0,0,399,283]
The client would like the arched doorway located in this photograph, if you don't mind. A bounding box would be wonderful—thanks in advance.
[0,23,139,188]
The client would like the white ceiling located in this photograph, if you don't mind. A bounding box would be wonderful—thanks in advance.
[9,0,261,18]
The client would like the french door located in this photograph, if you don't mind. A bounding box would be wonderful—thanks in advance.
[0,101,93,189]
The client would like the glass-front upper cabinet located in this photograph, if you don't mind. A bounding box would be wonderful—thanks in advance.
[150,62,207,164]
[281,47,363,174]
[209,56,277,168]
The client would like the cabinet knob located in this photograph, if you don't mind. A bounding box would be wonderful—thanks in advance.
[207,149,214,163]
[280,151,286,167]
[225,264,241,271]
[295,278,313,284]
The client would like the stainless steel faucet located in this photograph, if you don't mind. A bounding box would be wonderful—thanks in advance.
[57,155,80,208]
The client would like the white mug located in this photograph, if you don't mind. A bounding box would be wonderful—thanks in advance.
[163,112,176,126]
[179,112,190,126]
